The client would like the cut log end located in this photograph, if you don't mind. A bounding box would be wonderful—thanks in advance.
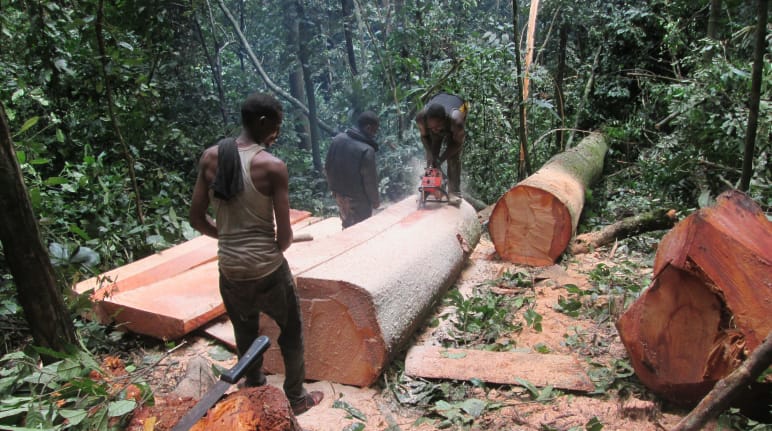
[489,185,572,266]
[189,386,302,431]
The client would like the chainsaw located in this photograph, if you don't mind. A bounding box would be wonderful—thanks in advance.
[418,165,450,207]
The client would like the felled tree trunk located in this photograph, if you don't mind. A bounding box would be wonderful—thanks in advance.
[616,190,772,406]
[189,386,302,431]
[489,132,608,266]
[569,208,678,254]
[207,196,482,387]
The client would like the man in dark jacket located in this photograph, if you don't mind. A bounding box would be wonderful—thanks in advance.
[415,92,468,199]
[325,111,380,229]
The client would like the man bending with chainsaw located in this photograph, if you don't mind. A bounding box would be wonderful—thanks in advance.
[415,92,468,201]
[189,92,323,415]
[325,111,381,228]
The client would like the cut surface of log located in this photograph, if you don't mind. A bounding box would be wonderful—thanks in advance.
[489,132,607,266]
[404,346,594,391]
[616,190,771,406]
[653,190,772,350]
[672,331,772,431]
[570,208,677,254]
[189,386,301,431]
[207,196,482,387]
[74,209,314,338]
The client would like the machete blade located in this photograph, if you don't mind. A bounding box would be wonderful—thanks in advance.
[171,335,271,431]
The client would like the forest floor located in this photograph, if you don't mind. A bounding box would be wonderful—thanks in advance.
[125,222,739,431]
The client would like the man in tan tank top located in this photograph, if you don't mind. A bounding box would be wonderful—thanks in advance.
[189,92,323,415]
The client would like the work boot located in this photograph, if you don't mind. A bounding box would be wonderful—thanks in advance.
[290,390,324,415]
[449,193,462,207]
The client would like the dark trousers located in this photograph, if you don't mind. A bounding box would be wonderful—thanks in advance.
[218,259,306,403]
[423,141,462,194]
[334,192,373,228]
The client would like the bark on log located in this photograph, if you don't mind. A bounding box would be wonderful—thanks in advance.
[616,190,772,406]
[489,132,608,266]
[0,102,77,354]
[569,208,678,255]
[188,386,302,431]
[672,331,772,431]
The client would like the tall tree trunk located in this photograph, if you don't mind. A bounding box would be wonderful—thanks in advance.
[342,0,358,76]
[192,0,228,129]
[522,0,540,105]
[354,0,405,138]
[0,102,77,359]
[704,0,722,62]
[567,45,601,148]
[295,0,323,173]
[96,0,144,223]
[740,0,768,191]
[238,0,245,71]
[554,22,567,152]
[217,0,336,136]
[284,2,312,150]
[512,0,531,180]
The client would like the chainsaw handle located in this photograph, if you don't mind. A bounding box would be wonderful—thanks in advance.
[221,336,271,384]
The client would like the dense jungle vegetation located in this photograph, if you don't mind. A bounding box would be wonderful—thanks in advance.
[0,0,769,429]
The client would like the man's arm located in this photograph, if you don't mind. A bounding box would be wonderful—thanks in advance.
[269,159,293,252]
[439,110,466,163]
[189,151,218,239]
[415,111,436,167]
[360,149,380,209]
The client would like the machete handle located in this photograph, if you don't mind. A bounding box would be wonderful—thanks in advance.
[293,232,314,242]
[221,335,271,384]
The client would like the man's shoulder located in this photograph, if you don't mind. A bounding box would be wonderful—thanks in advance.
[199,145,218,165]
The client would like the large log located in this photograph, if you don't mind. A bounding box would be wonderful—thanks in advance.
[616,190,771,406]
[489,132,608,266]
[208,196,482,387]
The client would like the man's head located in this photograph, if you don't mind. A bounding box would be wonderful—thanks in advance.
[241,92,283,146]
[424,103,447,135]
[357,111,380,138]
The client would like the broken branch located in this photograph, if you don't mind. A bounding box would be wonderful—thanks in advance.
[570,208,678,255]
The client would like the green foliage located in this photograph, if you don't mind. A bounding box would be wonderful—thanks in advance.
[587,358,636,394]
[515,378,560,403]
[332,396,367,422]
[441,287,522,349]
[718,408,772,431]
[0,348,149,430]
[554,261,646,322]
[431,398,491,429]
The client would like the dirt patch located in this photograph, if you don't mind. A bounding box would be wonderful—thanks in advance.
[127,231,729,431]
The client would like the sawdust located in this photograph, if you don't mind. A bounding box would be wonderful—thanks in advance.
[130,231,721,431]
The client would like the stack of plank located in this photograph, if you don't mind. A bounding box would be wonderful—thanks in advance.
[74,196,481,387]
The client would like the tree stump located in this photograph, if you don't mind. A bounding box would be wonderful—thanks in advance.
[616,190,772,406]
[488,132,608,266]
[189,386,302,431]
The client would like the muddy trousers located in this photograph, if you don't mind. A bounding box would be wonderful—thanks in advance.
[333,192,373,229]
[423,141,462,195]
[218,259,307,404]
